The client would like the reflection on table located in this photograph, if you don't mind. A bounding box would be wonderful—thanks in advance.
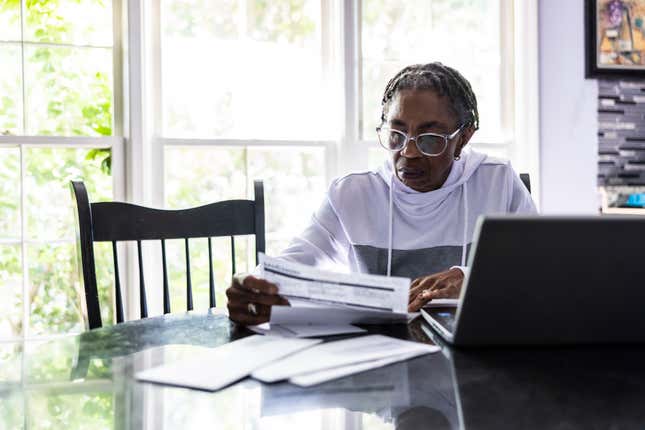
[2,311,645,429]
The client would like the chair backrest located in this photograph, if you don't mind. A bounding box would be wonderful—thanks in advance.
[520,173,531,194]
[71,180,265,329]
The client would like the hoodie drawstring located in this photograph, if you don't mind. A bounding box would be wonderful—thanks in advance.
[387,174,393,277]
[387,166,470,276]
[461,180,469,267]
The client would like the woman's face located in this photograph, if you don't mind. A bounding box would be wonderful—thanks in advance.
[385,89,473,192]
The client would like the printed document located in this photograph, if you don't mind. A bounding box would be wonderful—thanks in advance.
[270,301,412,325]
[259,254,410,313]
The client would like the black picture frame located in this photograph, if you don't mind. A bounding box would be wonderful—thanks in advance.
[585,0,645,78]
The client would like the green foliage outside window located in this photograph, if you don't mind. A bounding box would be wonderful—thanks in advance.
[0,0,114,342]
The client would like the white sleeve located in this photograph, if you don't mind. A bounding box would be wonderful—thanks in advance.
[277,194,350,269]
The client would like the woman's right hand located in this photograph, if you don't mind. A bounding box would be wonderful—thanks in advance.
[226,274,289,325]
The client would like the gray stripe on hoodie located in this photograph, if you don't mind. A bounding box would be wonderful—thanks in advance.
[353,243,472,279]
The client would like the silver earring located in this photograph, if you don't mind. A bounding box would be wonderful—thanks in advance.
[454,155,461,160]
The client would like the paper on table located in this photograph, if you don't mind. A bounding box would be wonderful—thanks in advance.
[249,322,366,338]
[270,303,412,326]
[289,350,434,387]
[261,359,412,416]
[423,298,459,308]
[136,335,321,391]
[251,334,438,383]
[259,254,410,313]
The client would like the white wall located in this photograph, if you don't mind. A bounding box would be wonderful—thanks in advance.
[538,0,599,213]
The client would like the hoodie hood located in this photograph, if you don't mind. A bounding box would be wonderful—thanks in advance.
[376,148,487,216]
[377,148,487,275]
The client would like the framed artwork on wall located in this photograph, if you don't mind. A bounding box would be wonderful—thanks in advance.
[586,0,645,78]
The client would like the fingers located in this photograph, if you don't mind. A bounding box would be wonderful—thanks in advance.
[407,278,462,312]
[226,275,289,326]
[409,277,438,303]
[408,283,461,312]
[237,275,280,295]
[227,302,271,324]
[226,285,289,306]
[424,285,460,300]
[227,307,270,325]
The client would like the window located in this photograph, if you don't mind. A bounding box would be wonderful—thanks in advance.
[0,0,536,330]
[157,0,519,310]
[0,0,121,340]
[159,0,332,308]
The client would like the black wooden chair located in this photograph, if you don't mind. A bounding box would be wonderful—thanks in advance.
[71,180,265,330]
[520,173,531,194]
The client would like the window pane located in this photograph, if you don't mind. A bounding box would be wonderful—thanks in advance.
[28,242,83,336]
[0,45,23,135]
[0,343,21,383]
[164,146,325,303]
[24,0,113,46]
[247,147,326,255]
[0,146,20,239]
[368,145,388,171]
[161,0,336,139]
[0,391,23,430]
[0,1,21,41]
[361,0,502,140]
[24,46,113,136]
[165,146,247,208]
[0,245,22,340]
[25,147,113,241]
[165,146,249,307]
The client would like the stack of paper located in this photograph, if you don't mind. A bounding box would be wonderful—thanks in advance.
[258,255,413,332]
[252,334,439,387]
[135,334,440,391]
[249,322,366,338]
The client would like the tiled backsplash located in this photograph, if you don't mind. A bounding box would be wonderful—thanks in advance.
[598,80,645,186]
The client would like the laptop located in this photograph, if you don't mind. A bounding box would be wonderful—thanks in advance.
[421,215,645,346]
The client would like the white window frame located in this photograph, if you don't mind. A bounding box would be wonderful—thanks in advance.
[124,0,540,319]
[133,0,539,202]
[0,0,126,341]
[0,0,540,331]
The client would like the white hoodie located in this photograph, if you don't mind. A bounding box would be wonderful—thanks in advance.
[278,148,537,279]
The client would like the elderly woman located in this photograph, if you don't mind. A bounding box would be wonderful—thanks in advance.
[227,62,536,325]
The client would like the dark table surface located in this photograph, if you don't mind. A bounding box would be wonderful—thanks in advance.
[2,311,645,430]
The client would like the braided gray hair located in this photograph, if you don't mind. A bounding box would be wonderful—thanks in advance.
[381,62,479,130]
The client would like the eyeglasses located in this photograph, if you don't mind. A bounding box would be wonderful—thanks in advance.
[376,124,465,157]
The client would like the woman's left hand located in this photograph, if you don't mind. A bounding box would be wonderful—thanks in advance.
[408,268,464,312]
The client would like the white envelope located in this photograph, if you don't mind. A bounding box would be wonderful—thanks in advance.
[251,334,438,383]
[289,351,428,387]
[136,335,321,391]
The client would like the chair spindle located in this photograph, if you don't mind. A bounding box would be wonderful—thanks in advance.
[161,239,170,314]
[208,237,215,308]
[230,236,236,275]
[185,238,193,311]
[137,240,148,318]
[112,241,124,324]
